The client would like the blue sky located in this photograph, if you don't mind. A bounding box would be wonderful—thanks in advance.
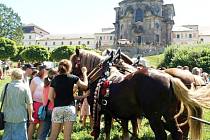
[1,0,210,34]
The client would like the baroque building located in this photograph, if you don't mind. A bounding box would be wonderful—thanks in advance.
[114,0,175,46]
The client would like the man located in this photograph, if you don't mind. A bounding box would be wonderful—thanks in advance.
[1,68,34,140]
[22,64,35,85]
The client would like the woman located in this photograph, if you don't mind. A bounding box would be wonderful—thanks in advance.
[38,68,57,140]
[1,68,33,140]
[48,59,88,140]
[28,65,46,140]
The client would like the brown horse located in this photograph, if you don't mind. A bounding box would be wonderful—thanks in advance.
[164,68,206,138]
[70,49,138,139]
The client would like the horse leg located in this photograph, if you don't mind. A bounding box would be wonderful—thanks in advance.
[130,118,139,140]
[163,114,183,140]
[148,115,167,140]
[121,119,130,140]
[177,109,189,139]
[104,112,112,140]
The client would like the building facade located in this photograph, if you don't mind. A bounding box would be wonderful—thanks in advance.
[22,24,49,46]
[36,34,95,49]
[94,28,115,49]
[114,0,175,46]
[199,26,210,43]
[172,25,199,45]
[22,24,116,49]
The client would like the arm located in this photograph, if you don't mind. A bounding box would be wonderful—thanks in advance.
[76,67,88,90]
[74,90,89,100]
[25,86,34,121]
[30,79,36,96]
[27,103,34,122]
[48,87,55,105]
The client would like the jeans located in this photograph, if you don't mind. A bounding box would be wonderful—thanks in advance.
[2,121,27,140]
[38,114,52,140]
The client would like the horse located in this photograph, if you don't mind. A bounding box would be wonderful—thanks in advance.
[113,59,206,139]
[103,67,204,140]
[70,49,204,140]
[70,49,138,140]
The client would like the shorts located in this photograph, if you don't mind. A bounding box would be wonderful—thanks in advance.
[32,101,43,124]
[52,105,76,123]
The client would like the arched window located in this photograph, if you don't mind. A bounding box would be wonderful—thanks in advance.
[121,24,124,31]
[45,42,47,46]
[70,41,72,45]
[78,41,81,45]
[135,8,144,22]
[61,41,64,45]
[53,42,55,45]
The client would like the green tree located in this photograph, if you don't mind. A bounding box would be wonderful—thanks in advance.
[51,46,75,61]
[0,4,23,44]
[10,45,25,62]
[21,45,49,63]
[0,37,17,60]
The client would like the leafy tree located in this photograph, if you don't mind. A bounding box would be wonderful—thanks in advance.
[21,45,49,63]
[51,46,75,61]
[0,4,23,44]
[159,44,210,73]
[10,45,25,62]
[0,37,17,60]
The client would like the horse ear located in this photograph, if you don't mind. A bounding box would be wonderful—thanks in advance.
[76,48,80,56]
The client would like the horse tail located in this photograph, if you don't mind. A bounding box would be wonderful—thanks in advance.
[171,77,202,140]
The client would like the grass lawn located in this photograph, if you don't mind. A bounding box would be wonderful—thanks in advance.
[0,76,209,139]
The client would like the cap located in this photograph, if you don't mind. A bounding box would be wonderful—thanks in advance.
[22,64,36,70]
[38,65,47,71]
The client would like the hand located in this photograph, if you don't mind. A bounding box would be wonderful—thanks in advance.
[29,116,34,122]
[81,67,87,74]
[83,91,90,98]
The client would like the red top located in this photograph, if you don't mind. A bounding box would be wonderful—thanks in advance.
[43,85,54,110]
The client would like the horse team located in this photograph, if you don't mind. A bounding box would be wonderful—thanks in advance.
[70,49,210,140]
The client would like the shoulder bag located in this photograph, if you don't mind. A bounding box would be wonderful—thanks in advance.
[38,100,51,121]
[0,83,9,130]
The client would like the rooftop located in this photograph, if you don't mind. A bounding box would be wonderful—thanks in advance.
[172,26,194,32]
[37,34,95,40]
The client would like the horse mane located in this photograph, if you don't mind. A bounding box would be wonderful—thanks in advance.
[70,49,104,73]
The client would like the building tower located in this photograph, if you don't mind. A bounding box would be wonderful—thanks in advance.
[114,0,175,46]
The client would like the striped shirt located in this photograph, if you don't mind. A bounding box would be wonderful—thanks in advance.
[0,80,33,123]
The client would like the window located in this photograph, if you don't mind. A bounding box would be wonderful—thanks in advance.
[29,35,31,39]
[135,8,144,22]
[78,41,81,45]
[45,42,47,46]
[110,36,113,40]
[155,35,159,43]
[176,34,180,39]
[70,41,72,45]
[100,36,102,40]
[137,36,142,45]
[189,34,192,38]
[29,42,31,45]
[87,41,90,45]
[61,42,64,45]
[53,42,55,45]
[121,24,124,31]
[37,42,40,45]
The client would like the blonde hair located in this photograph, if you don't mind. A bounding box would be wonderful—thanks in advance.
[58,59,72,74]
[11,68,23,80]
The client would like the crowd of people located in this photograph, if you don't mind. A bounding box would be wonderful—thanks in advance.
[0,59,91,140]
[0,59,209,140]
